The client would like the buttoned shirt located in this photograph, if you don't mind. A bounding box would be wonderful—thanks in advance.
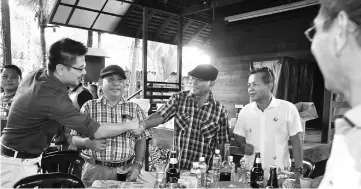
[158,90,230,170]
[1,69,99,156]
[73,95,152,162]
[233,97,303,171]
[318,105,361,189]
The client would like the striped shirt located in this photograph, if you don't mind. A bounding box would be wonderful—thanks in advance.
[158,90,230,170]
[72,95,152,162]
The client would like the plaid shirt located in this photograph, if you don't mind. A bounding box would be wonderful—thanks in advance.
[158,90,230,170]
[72,95,152,162]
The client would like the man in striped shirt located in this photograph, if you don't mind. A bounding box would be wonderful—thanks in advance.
[70,65,152,187]
[143,64,230,170]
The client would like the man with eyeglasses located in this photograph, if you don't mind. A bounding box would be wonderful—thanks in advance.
[0,38,144,188]
[233,67,303,184]
[307,0,361,188]
[142,64,230,170]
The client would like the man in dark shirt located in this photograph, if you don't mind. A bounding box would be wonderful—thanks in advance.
[0,38,144,188]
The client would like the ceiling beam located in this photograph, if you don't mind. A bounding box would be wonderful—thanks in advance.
[185,24,207,45]
[173,19,193,44]
[136,9,156,37]
[115,0,180,15]
[153,15,176,41]
[184,14,212,25]
[181,0,245,16]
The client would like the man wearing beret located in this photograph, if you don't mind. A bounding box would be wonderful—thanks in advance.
[69,65,152,187]
[143,64,230,170]
[1,39,143,188]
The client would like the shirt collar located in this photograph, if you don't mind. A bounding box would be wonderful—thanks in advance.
[344,104,361,127]
[186,90,216,105]
[46,69,68,93]
[96,95,127,106]
[251,96,279,110]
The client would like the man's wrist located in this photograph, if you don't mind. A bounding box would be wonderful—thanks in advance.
[294,167,303,173]
[133,160,143,169]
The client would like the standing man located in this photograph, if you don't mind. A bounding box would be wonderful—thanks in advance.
[233,67,303,179]
[69,65,152,187]
[0,38,143,188]
[143,64,230,170]
[0,65,22,133]
[306,0,361,188]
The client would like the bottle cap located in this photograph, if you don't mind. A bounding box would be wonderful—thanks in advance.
[192,162,199,167]
[215,149,220,154]
[228,156,233,162]
[199,157,205,162]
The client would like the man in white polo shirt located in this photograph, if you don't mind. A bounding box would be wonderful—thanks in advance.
[233,67,303,179]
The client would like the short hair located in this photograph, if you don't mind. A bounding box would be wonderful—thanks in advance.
[48,38,88,72]
[1,65,22,79]
[250,67,275,92]
[319,0,361,44]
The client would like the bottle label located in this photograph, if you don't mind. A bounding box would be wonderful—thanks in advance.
[169,158,178,164]
[256,158,261,163]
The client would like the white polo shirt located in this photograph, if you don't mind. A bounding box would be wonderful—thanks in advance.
[233,97,303,171]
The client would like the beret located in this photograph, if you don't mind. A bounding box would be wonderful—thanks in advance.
[188,64,218,81]
[100,65,126,79]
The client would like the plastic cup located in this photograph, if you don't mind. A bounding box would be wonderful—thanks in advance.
[300,177,312,188]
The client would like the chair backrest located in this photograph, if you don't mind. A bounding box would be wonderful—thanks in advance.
[302,158,315,178]
[41,152,85,178]
[13,173,85,188]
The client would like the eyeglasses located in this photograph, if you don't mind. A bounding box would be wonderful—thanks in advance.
[61,64,85,72]
[304,25,316,42]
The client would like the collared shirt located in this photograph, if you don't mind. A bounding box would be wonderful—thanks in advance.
[233,97,303,170]
[1,69,100,156]
[158,90,230,170]
[73,95,152,162]
[318,105,361,189]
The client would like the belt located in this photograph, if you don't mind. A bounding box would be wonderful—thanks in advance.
[1,144,39,159]
[94,157,134,168]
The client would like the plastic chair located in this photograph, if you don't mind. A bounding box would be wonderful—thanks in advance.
[302,158,315,178]
[41,152,85,179]
[13,173,85,188]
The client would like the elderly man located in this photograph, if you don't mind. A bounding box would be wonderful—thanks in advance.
[0,38,143,188]
[69,65,152,187]
[306,0,361,188]
[233,67,303,183]
[143,64,230,170]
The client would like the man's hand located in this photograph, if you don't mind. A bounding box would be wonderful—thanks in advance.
[244,143,254,155]
[128,120,144,136]
[126,163,141,182]
[83,138,107,152]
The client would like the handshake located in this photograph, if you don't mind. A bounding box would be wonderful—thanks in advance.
[127,119,146,136]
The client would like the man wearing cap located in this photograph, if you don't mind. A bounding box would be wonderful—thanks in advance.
[69,65,152,187]
[1,39,143,188]
[143,64,230,170]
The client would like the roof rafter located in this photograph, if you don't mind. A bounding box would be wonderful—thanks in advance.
[153,15,176,41]
[186,23,207,45]
[173,19,193,44]
[136,9,156,37]
[181,0,246,16]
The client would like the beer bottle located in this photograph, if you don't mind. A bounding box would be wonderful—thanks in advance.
[166,151,180,183]
[250,152,264,188]
[266,165,279,188]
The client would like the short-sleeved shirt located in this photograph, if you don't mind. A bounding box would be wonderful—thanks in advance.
[158,90,230,170]
[1,69,100,156]
[233,97,303,170]
[72,95,153,162]
[0,93,15,134]
[318,105,361,189]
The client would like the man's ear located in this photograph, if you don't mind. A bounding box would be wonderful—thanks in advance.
[209,81,215,87]
[98,78,103,86]
[55,64,65,76]
[334,10,349,56]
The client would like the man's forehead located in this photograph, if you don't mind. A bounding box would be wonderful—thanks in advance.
[1,68,19,75]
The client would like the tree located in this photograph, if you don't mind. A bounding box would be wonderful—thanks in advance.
[1,0,12,66]
[16,0,55,68]
[128,39,140,97]
[87,30,93,47]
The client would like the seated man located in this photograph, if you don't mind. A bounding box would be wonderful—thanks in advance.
[0,65,22,133]
[69,65,152,187]
[234,67,303,180]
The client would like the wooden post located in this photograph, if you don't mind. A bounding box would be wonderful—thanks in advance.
[321,88,332,143]
[1,0,12,66]
[177,16,183,90]
[142,7,148,98]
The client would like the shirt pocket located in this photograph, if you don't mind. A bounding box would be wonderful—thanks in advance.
[200,120,219,140]
[175,113,190,131]
[274,119,288,135]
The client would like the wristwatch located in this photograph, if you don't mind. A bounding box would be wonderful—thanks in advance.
[295,167,304,173]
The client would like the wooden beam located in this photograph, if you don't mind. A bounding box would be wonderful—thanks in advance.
[321,89,332,143]
[153,15,176,41]
[142,7,148,98]
[184,14,212,25]
[185,24,207,45]
[136,9,156,37]
[115,0,180,15]
[177,16,183,90]
[181,0,245,16]
[172,20,193,44]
